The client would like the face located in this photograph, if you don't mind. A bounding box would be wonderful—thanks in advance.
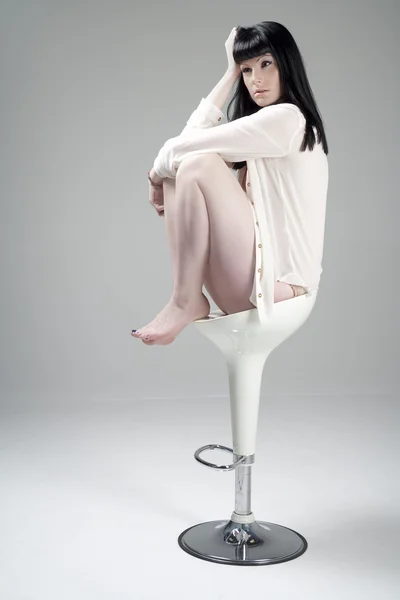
[239,53,281,105]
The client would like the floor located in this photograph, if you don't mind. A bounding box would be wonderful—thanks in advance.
[0,393,398,600]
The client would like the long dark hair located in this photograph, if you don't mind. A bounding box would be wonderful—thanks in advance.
[228,21,329,170]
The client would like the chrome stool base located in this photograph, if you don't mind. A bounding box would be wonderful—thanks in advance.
[178,518,307,566]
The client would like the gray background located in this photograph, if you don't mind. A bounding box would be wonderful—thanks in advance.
[0,1,399,599]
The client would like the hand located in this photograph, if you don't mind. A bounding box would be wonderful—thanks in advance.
[149,167,164,186]
[148,181,165,217]
[225,26,241,78]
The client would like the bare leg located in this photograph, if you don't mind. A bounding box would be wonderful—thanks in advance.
[131,154,305,345]
[131,155,214,345]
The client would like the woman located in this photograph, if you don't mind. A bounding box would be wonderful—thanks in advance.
[131,21,329,345]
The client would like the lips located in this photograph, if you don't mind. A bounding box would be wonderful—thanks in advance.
[254,89,267,95]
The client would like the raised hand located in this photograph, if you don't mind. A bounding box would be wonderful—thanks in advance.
[225,26,241,78]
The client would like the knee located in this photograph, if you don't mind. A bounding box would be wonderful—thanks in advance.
[176,153,223,182]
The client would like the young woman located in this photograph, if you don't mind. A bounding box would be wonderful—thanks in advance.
[131,21,329,345]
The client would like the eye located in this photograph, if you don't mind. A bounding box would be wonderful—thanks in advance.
[241,60,271,74]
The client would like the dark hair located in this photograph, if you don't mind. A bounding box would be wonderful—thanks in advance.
[228,21,328,170]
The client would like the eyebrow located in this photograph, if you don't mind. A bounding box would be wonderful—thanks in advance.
[241,54,272,66]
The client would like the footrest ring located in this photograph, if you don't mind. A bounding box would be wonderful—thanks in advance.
[194,444,245,471]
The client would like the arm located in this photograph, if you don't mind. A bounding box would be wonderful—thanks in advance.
[153,103,305,179]
[178,68,239,137]
[204,67,240,110]
[203,70,244,169]
[151,28,241,181]
[149,69,239,182]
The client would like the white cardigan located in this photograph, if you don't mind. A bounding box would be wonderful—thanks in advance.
[153,96,329,324]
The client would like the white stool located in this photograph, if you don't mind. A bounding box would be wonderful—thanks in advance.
[178,289,318,565]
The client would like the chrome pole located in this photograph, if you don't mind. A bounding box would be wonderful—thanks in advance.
[234,459,252,515]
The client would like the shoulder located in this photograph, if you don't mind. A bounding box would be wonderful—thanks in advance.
[255,103,305,136]
[263,102,305,121]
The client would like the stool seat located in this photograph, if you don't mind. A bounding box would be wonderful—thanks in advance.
[177,289,319,566]
[193,288,317,355]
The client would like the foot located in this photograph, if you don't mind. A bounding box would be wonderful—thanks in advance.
[130,293,211,345]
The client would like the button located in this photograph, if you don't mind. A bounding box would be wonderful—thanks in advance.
[255,221,259,226]
[258,293,262,298]
[258,244,262,248]
[258,268,261,273]
[250,201,254,205]
[247,182,251,186]
[218,117,221,121]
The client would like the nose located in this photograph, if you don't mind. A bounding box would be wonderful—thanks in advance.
[252,74,264,86]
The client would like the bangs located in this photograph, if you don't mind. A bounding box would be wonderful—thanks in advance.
[233,33,274,64]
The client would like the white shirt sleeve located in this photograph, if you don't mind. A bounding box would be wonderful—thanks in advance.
[178,97,224,137]
[153,102,304,179]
